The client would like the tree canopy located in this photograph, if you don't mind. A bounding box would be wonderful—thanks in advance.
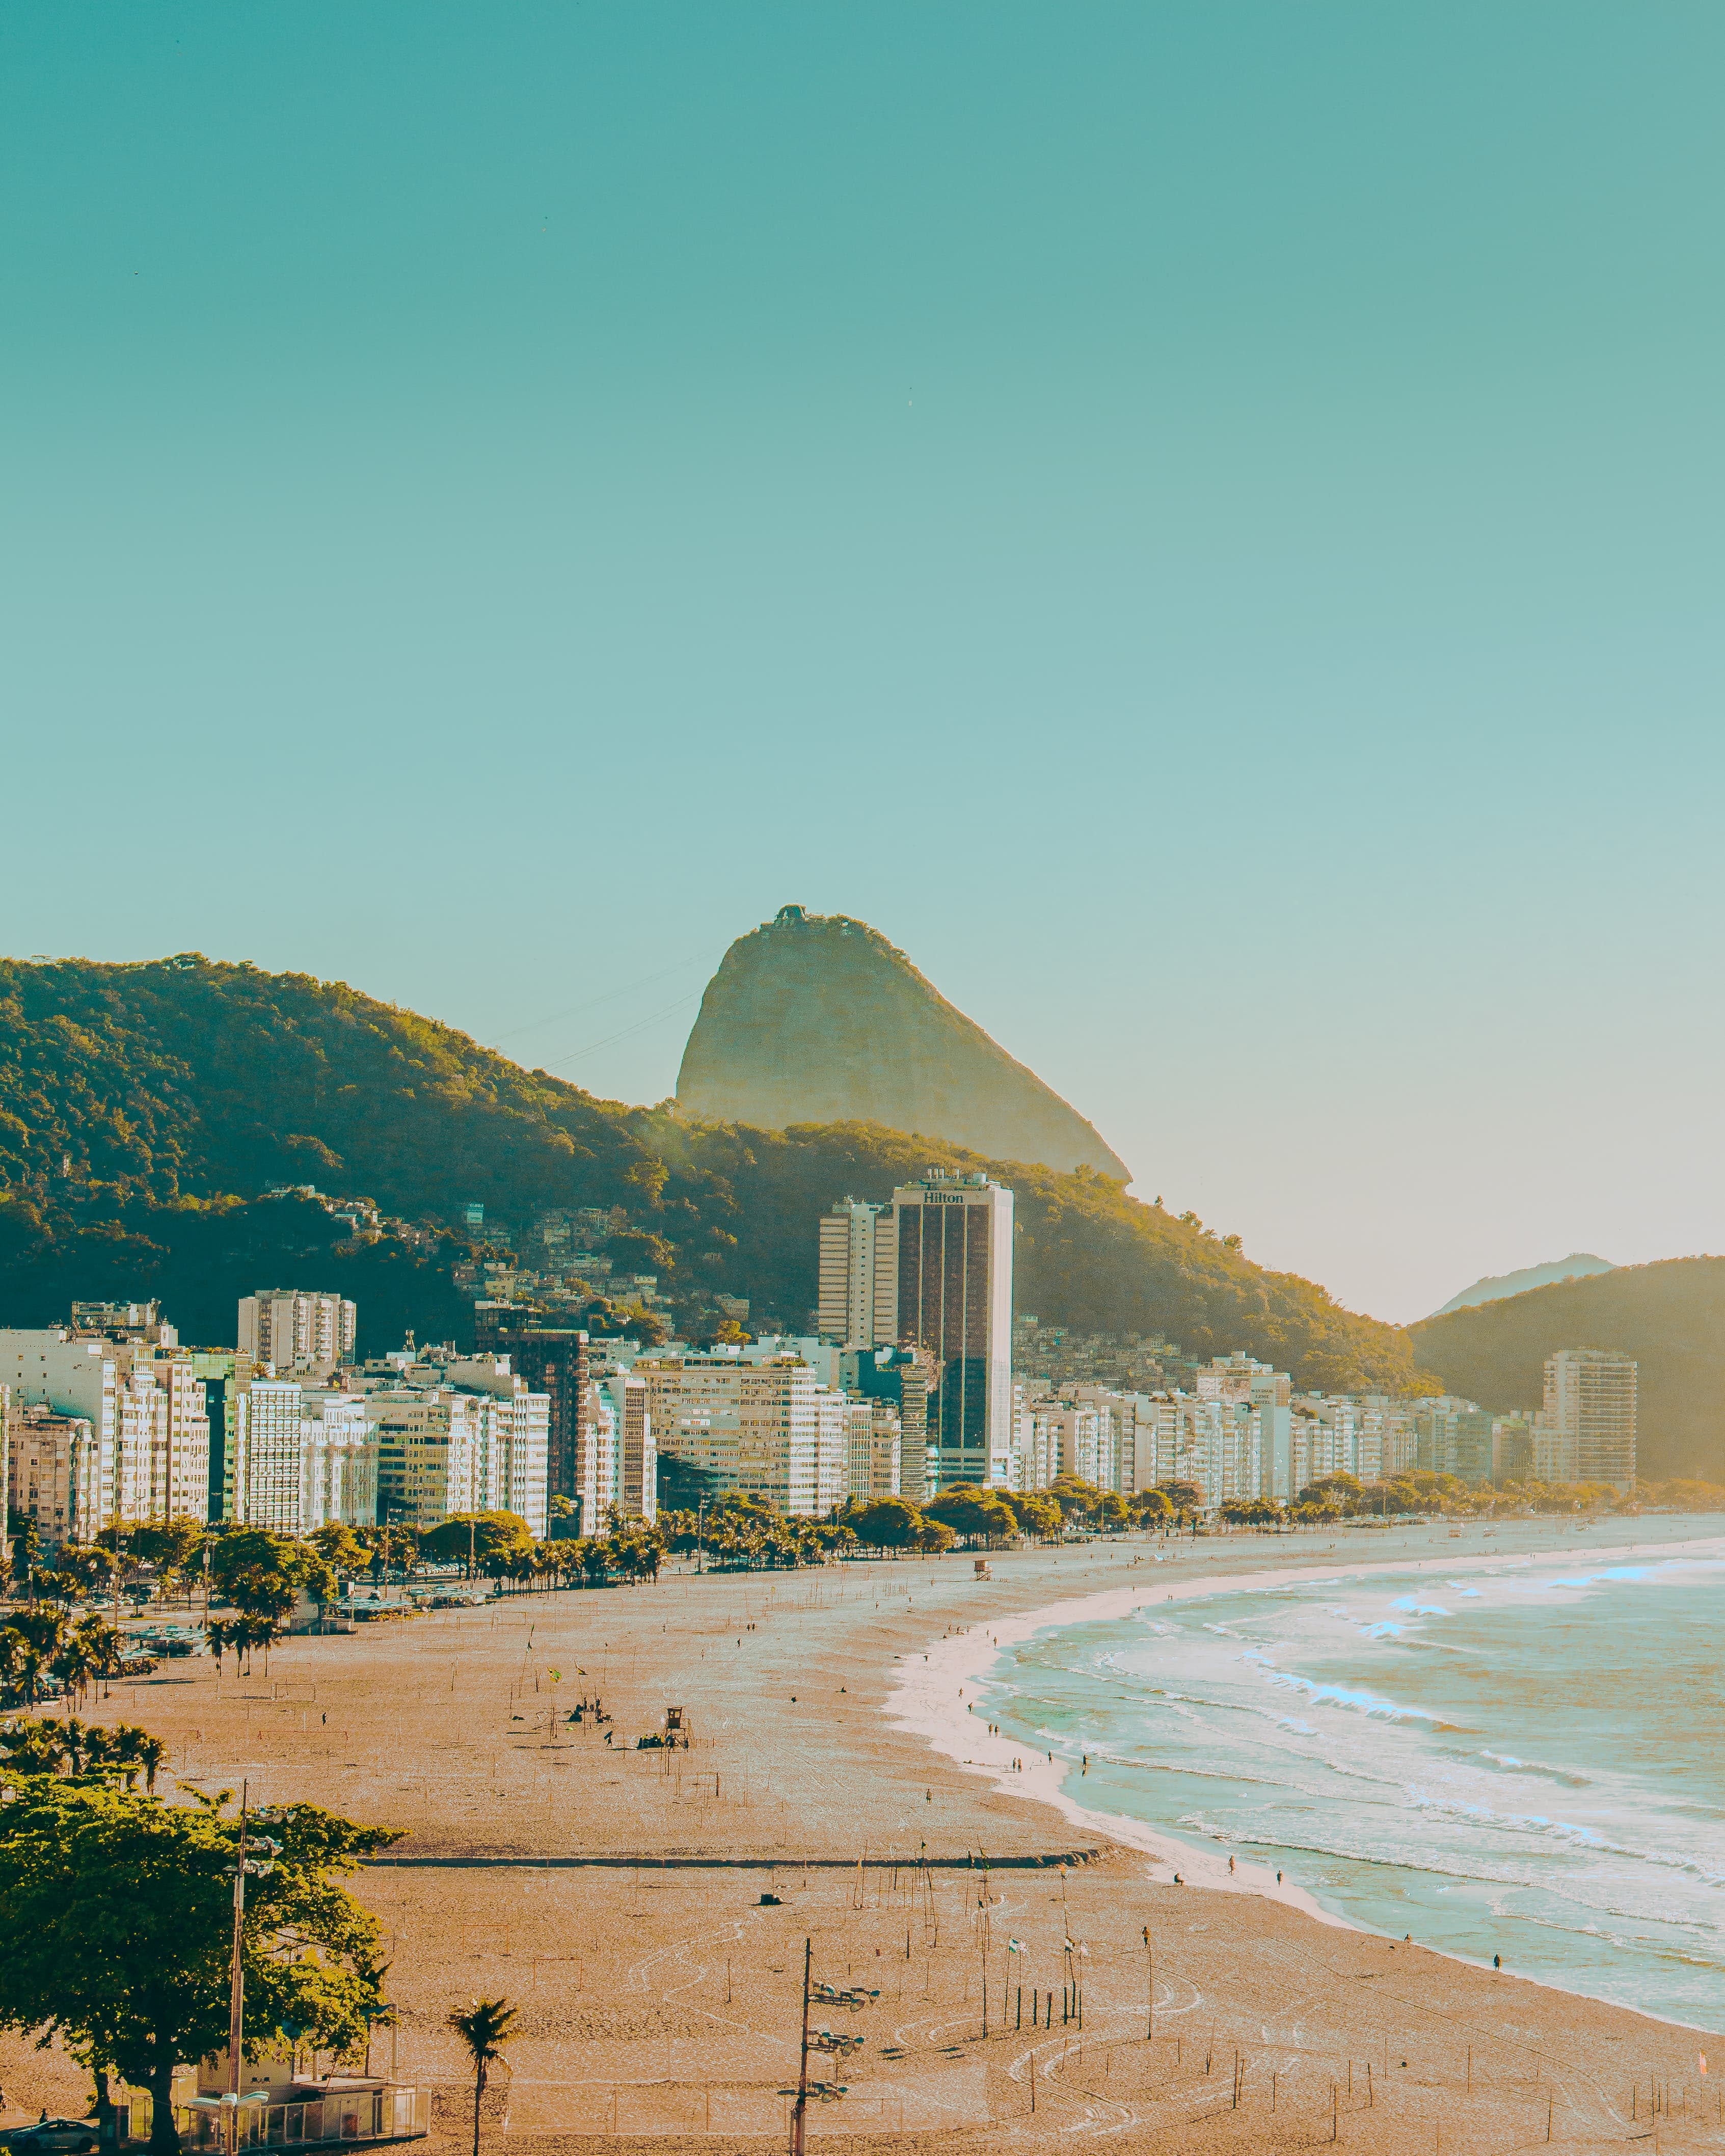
[0,1780,396,2155]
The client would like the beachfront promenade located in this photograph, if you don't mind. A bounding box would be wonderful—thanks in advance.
[0,1523,1716,2153]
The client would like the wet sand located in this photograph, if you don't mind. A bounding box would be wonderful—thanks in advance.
[2,1518,1718,2152]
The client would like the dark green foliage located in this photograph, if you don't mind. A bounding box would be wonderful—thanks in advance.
[0,955,1424,1392]
[0,1778,394,2154]
[1410,1256,1725,1481]
[418,1512,533,1572]
[923,1485,1019,1546]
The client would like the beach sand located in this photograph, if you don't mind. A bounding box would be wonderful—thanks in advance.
[1,1518,1718,2153]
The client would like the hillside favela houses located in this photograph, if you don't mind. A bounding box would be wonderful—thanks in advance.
[0,1175,1637,1555]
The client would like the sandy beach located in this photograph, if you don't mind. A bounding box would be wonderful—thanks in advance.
[3,1517,1719,2154]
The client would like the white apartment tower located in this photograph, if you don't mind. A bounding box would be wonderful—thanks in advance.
[817,1201,899,1346]
[237,1289,357,1376]
[891,1170,1014,1490]
[1544,1347,1637,1490]
[587,1370,656,1527]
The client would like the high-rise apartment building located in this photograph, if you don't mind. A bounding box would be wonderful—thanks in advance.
[586,1369,656,1527]
[354,1349,550,1535]
[1016,1397,1118,1492]
[0,1332,124,1530]
[1544,1348,1637,1490]
[362,1385,483,1531]
[817,1201,899,1346]
[638,1352,840,1515]
[473,1311,589,1502]
[891,1170,1013,1491]
[1415,1396,1483,1476]
[5,1400,94,1551]
[237,1290,356,1376]
[1199,1356,1292,1498]
[120,1357,211,1523]
[838,1345,932,1500]
[843,1398,901,1501]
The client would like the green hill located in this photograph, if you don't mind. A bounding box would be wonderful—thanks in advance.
[1409,1257,1725,1481]
[0,954,1427,1394]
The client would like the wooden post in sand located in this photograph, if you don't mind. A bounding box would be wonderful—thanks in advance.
[790,1938,812,2156]
[1143,1926,1154,2041]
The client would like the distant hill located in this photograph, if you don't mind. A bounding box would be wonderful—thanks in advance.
[1431,1253,1617,1316]
[1410,1257,1725,1481]
[0,954,1424,1395]
[677,906,1131,1178]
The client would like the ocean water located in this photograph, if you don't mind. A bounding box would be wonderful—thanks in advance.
[985,1532,1725,2027]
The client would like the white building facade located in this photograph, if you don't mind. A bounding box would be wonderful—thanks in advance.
[817,1201,899,1348]
[237,1290,357,1377]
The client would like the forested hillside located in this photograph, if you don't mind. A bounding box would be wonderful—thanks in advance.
[1411,1257,1725,1481]
[0,955,1430,1393]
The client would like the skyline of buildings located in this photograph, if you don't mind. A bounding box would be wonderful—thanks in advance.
[0,1182,1644,1553]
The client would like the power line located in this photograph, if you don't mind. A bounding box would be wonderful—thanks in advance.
[538,988,706,1073]
[490,952,708,1044]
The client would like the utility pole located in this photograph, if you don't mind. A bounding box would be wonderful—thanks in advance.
[1143,1925,1154,2040]
[791,1937,812,2156]
[223,1786,281,2156]
[978,1853,992,2038]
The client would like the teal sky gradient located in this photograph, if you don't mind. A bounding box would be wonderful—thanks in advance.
[5,6,1723,1322]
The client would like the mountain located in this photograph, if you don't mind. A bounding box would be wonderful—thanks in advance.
[1431,1253,1617,1317]
[1409,1257,1725,1481]
[0,954,1425,1395]
[676,907,1131,1179]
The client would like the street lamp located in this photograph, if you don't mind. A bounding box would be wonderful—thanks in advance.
[696,1499,707,1575]
[787,1945,876,2154]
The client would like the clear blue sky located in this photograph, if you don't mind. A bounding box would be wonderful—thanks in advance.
[5,5,1723,1324]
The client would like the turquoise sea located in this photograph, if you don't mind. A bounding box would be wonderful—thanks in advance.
[984,1526,1725,2028]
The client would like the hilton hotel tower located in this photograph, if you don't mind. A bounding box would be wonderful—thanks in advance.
[818,1170,1015,1491]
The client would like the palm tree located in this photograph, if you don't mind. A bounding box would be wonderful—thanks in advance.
[51,1631,99,1713]
[133,1729,168,1794]
[237,1613,284,1675]
[73,1616,124,1703]
[447,1998,517,2156]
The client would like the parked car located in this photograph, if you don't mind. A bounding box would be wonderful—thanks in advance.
[6,2117,101,2154]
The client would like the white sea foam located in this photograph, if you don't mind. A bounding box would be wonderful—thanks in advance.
[944,1526,1725,2027]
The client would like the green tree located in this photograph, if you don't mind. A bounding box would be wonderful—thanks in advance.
[63,1544,123,1601]
[925,1487,1018,1547]
[227,1570,299,1624]
[1220,1498,1280,1526]
[1048,1473,1103,1523]
[420,1513,533,1577]
[104,1522,207,1574]
[447,1997,518,2156]
[310,1524,367,1575]
[850,1497,924,1551]
[999,1491,1061,1541]
[0,1782,396,2155]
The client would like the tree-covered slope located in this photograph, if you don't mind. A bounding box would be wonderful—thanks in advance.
[0,955,1427,1392]
[1409,1257,1725,1483]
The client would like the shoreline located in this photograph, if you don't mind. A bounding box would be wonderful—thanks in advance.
[5,1518,1721,2150]
[884,1527,1725,2028]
